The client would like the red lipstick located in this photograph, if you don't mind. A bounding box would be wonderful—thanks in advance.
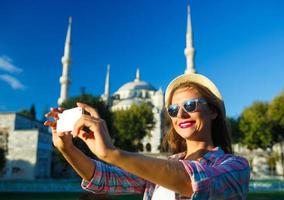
[178,120,195,128]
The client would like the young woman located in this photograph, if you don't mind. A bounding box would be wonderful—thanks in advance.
[45,73,250,199]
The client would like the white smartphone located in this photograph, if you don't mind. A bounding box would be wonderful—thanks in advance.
[56,107,83,132]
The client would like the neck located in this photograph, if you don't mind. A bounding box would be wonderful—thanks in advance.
[185,139,215,160]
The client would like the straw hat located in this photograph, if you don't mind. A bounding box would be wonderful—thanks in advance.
[165,73,225,115]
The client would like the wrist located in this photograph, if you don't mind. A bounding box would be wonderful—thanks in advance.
[104,148,121,165]
[58,143,76,155]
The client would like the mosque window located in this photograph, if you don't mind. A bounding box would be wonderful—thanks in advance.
[145,91,149,98]
[113,94,120,100]
[12,167,24,175]
[146,143,152,152]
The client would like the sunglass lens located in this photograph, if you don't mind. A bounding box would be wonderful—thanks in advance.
[184,100,196,112]
[168,105,179,117]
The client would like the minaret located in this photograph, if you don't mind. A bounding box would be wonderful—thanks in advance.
[184,3,196,74]
[58,17,72,105]
[101,64,111,106]
[134,68,140,82]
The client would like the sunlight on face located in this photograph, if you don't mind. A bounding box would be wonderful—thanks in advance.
[170,86,214,142]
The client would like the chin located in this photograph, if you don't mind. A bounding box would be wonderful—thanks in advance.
[177,129,196,139]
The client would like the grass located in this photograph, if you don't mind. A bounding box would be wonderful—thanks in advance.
[1,191,284,200]
[247,191,284,200]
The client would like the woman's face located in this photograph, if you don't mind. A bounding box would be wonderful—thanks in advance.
[170,86,216,141]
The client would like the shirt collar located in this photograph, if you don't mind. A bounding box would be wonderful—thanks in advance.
[170,146,225,161]
[201,146,225,163]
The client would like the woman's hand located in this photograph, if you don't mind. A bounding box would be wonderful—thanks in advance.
[73,102,116,162]
[44,107,74,152]
[44,106,96,181]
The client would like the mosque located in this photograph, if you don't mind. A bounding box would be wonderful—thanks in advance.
[57,5,196,154]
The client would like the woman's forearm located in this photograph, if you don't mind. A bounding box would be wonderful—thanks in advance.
[60,145,95,181]
[106,149,193,197]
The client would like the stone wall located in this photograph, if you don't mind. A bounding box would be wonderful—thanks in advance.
[0,112,52,180]
[233,143,284,178]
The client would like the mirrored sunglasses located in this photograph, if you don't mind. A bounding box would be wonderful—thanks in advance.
[167,99,207,117]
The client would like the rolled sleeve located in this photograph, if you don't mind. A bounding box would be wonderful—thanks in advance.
[81,159,146,195]
[81,160,105,193]
[180,155,250,199]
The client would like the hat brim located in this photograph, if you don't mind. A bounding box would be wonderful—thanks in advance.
[165,73,225,114]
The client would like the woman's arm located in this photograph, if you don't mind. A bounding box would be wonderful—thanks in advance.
[44,107,146,194]
[107,149,193,197]
[81,160,146,194]
[58,143,95,181]
[73,103,193,197]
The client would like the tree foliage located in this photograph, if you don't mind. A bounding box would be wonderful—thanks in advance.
[18,104,36,120]
[239,101,272,150]
[268,90,284,143]
[112,103,155,152]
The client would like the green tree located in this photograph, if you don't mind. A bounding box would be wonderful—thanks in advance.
[18,104,36,120]
[112,103,155,151]
[268,90,284,143]
[0,147,6,174]
[268,90,284,176]
[239,101,272,150]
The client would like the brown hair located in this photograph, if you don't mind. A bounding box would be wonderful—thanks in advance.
[163,82,232,154]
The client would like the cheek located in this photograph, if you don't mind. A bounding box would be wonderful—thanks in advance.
[171,119,180,132]
[171,119,177,128]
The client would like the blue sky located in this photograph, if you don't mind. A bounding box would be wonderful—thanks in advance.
[0,0,284,119]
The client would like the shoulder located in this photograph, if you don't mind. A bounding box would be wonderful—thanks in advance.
[218,153,250,169]
[168,152,186,160]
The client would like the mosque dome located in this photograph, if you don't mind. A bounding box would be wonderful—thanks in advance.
[117,80,156,92]
[112,69,157,101]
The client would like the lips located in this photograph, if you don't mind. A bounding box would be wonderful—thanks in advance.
[178,120,195,128]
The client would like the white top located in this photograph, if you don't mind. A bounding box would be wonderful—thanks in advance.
[151,185,175,200]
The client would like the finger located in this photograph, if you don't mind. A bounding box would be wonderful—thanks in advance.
[50,128,69,137]
[45,107,64,119]
[82,131,95,140]
[72,115,100,137]
[77,102,100,118]
[50,107,64,112]
[71,129,86,138]
[56,131,65,137]
[44,120,57,128]
[77,129,95,140]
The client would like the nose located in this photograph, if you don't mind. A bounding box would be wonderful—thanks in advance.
[176,106,190,118]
